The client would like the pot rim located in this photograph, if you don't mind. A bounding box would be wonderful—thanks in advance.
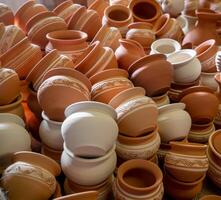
[158,102,186,115]
[0,95,22,109]
[195,39,217,58]
[209,130,221,159]
[41,111,63,124]
[154,13,170,35]
[128,22,153,30]
[53,191,98,200]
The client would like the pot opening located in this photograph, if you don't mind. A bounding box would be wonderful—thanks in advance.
[195,44,211,56]
[155,15,168,32]
[123,168,156,188]
[109,9,129,21]
[168,51,193,64]
[193,118,211,125]
[156,44,176,54]
[133,2,157,20]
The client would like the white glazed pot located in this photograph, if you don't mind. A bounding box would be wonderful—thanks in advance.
[39,111,63,151]
[162,0,184,17]
[61,144,117,186]
[0,113,25,127]
[62,101,118,158]
[200,72,218,91]
[167,49,201,83]
[176,15,188,35]
[158,103,191,143]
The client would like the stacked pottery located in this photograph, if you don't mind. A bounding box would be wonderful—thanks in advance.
[0,3,14,25]
[1,151,61,200]
[113,159,164,199]
[61,102,118,200]
[180,86,219,143]
[109,87,160,165]
[164,141,208,199]
[88,0,109,19]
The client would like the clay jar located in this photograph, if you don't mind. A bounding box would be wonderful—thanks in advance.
[195,39,218,72]
[126,22,155,50]
[68,6,101,41]
[113,159,164,200]
[46,30,88,62]
[165,141,208,183]
[0,68,20,106]
[0,3,14,25]
[109,87,158,137]
[129,0,162,23]
[90,68,133,104]
[115,39,145,71]
[161,0,184,17]
[129,54,173,97]
[158,103,191,143]
[88,0,109,19]
[180,86,219,124]
[153,14,184,43]
[74,41,118,78]
[1,151,61,200]
[102,5,133,37]
[54,191,98,200]
[167,49,201,84]
[62,101,118,157]
[15,0,48,33]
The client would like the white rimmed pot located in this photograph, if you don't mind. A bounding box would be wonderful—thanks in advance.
[167,49,201,83]
[158,103,191,143]
[200,72,218,91]
[62,101,118,158]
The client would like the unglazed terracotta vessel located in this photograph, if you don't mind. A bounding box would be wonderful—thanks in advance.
[88,0,109,19]
[129,54,173,97]
[129,0,162,23]
[102,5,133,37]
[109,87,158,137]
[54,191,98,200]
[113,159,164,200]
[90,68,133,104]
[0,3,14,25]
[214,73,221,127]
[161,0,184,17]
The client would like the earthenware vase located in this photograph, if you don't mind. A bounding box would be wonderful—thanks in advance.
[88,0,109,19]
[162,0,185,17]
[0,3,14,25]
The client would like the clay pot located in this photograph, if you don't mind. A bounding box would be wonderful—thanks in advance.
[92,25,122,51]
[214,73,221,127]
[46,30,88,62]
[15,0,48,32]
[126,22,155,50]
[165,141,208,183]
[209,130,221,163]
[115,39,145,71]
[37,68,91,121]
[61,144,116,186]
[62,101,118,157]
[109,87,158,137]
[200,195,221,200]
[183,9,221,47]
[88,0,109,19]
[26,11,67,49]
[0,68,20,106]
[200,72,218,91]
[54,191,98,200]
[180,86,219,124]
[129,54,173,97]
[176,15,189,35]
[113,159,164,200]
[150,38,181,57]
[110,0,130,6]
[195,39,218,72]
[162,0,185,17]
[0,37,42,79]
[74,41,118,78]
[90,68,133,104]
[116,126,160,160]
[41,144,62,164]
[0,113,25,127]
[183,0,199,16]
[68,6,101,41]
[158,103,191,143]
[129,0,162,23]
[152,93,170,107]
[0,3,14,25]
[167,49,201,84]
[102,5,133,37]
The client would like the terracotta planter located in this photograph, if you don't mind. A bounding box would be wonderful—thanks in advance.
[0,3,14,25]
[129,0,162,23]
[162,0,184,17]
[109,87,158,137]
[102,5,133,37]
[54,191,98,200]
[90,68,133,104]
[214,73,221,127]
[152,93,170,107]
[88,0,109,19]
[129,54,173,97]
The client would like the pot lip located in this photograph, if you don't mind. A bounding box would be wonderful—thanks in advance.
[209,130,221,159]
[128,22,153,30]
[64,101,117,120]
[196,8,221,19]
[169,141,208,152]
[119,38,145,53]
[154,13,170,35]
[158,102,186,114]
[0,95,22,109]
[117,159,163,194]
[195,39,217,58]
[41,111,63,124]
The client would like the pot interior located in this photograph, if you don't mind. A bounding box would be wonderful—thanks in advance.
[133,2,157,20]
[156,44,176,54]
[109,9,129,21]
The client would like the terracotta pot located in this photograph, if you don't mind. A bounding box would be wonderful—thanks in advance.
[90,68,133,104]
[209,130,221,162]
[214,73,221,127]
[74,41,118,78]
[180,86,219,124]
[0,37,42,80]
[129,54,173,97]
[92,25,122,51]
[41,144,62,164]
[153,14,184,43]
[129,0,162,23]
[115,39,145,71]
[0,3,14,25]
[162,0,185,17]
[183,0,199,16]
[195,39,218,72]
[109,87,158,137]
[46,30,88,62]
[126,22,155,50]
[53,191,98,200]
[88,0,109,19]
[110,0,130,6]
[200,195,221,200]
[152,93,170,107]
[26,11,67,49]
[53,182,62,198]
[183,9,221,47]
[68,6,101,41]
[62,101,118,157]
[102,5,133,37]
[114,159,164,200]
[15,0,48,32]
[0,113,25,127]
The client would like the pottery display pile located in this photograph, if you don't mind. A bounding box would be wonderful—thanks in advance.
[1,0,221,199]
